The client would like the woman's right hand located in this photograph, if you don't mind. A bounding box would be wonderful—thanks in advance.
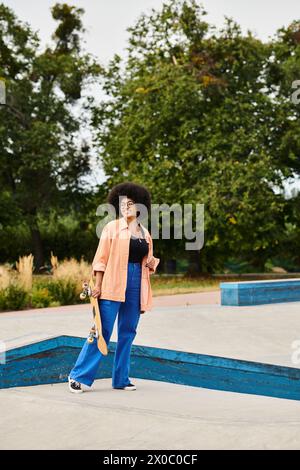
[92,285,101,298]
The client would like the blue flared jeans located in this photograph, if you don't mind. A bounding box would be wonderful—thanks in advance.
[69,262,142,388]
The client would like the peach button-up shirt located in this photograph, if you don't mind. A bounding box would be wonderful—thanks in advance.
[91,216,160,313]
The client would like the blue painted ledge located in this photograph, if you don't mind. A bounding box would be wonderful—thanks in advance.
[1,335,300,401]
[221,278,300,306]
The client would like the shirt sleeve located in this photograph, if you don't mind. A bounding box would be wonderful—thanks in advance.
[91,224,111,276]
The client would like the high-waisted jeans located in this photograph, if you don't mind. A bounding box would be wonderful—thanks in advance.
[69,262,142,388]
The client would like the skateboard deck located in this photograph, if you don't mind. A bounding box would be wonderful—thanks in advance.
[80,277,108,355]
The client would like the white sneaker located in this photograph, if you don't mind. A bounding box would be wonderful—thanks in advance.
[68,376,83,393]
[114,383,136,391]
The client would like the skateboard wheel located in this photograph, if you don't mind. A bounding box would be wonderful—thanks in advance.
[80,293,86,300]
[87,336,94,343]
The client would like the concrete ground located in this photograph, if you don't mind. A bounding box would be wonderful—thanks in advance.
[1,379,300,450]
[1,291,300,449]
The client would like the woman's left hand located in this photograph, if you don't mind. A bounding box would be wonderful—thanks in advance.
[145,256,156,270]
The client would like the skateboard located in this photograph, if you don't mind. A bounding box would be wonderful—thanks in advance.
[79,277,108,355]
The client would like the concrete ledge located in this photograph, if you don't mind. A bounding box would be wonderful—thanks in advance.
[221,278,300,306]
[1,335,300,401]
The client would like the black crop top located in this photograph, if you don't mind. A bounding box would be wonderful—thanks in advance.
[128,234,149,263]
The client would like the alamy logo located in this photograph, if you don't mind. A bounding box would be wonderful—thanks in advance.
[0,79,6,105]
[95,202,205,251]
[291,80,300,105]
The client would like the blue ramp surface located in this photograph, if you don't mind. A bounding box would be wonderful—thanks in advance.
[1,335,300,401]
[221,278,300,306]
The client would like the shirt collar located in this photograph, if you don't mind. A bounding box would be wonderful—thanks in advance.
[118,216,149,240]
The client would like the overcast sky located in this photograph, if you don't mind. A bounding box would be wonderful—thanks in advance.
[2,0,300,64]
[2,1,300,191]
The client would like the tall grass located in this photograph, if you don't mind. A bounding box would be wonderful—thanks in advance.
[15,254,34,291]
[0,260,31,311]
[0,254,92,311]
[0,264,12,290]
[51,256,91,293]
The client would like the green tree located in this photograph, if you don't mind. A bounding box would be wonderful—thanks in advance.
[0,3,101,270]
[263,21,300,270]
[93,0,287,273]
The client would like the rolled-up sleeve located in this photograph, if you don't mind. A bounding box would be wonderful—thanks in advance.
[92,225,111,276]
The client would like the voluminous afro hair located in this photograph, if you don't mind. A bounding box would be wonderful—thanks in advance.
[107,182,151,218]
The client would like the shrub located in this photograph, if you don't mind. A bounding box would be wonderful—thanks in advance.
[0,284,29,311]
[46,279,78,305]
[30,286,55,308]
[51,256,92,298]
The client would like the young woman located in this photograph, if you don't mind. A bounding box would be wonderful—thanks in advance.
[68,182,160,393]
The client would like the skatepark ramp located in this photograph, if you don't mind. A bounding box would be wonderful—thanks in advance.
[221,278,300,306]
[1,335,300,401]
